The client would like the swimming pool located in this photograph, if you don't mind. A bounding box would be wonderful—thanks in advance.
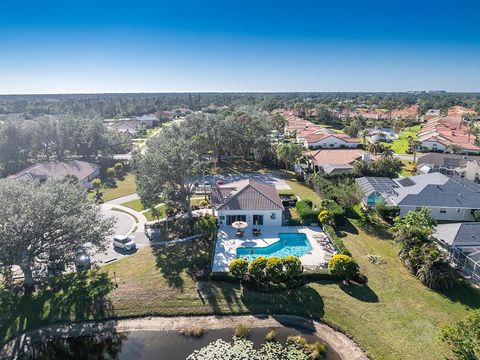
[236,233,312,260]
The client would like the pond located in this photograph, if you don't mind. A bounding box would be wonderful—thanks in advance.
[15,326,341,360]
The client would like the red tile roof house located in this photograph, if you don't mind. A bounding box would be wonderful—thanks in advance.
[11,160,100,189]
[306,149,373,174]
[303,132,362,150]
[418,116,480,154]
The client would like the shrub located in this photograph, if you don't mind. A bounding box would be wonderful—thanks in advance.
[323,224,351,256]
[265,329,276,342]
[229,258,249,280]
[321,199,345,224]
[318,209,334,225]
[234,324,250,338]
[328,254,359,280]
[287,335,308,347]
[295,200,319,224]
[199,199,209,208]
[248,256,268,282]
[376,203,400,222]
[265,257,285,282]
[179,326,206,337]
[282,256,304,279]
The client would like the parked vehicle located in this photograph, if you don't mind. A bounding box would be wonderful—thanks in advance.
[113,235,136,251]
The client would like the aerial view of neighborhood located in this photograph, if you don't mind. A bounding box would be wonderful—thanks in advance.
[1,1,480,360]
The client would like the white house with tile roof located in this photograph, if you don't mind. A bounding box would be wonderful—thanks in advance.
[211,179,284,227]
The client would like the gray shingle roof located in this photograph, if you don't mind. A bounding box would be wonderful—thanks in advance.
[212,179,284,211]
[12,160,99,182]
[434,222,480,247]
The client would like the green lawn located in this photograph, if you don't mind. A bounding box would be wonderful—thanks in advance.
[121,198,145,211]
[388,125,421,154]
[100,173,137,202]
[2,220,479,359]
[279,177,323,208]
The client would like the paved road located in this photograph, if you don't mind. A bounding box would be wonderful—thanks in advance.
[106,193,140,205]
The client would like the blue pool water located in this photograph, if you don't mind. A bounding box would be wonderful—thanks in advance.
[236,233,312,260]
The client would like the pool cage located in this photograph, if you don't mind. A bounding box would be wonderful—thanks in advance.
[447,246,480,284]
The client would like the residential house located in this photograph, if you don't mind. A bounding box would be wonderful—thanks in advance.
[108,120,141,137]
[135,114,157,127]
[303,132,361,149]
[423,109,441,121]
[417,153,480,179]
[306,149,372,174]
[211,179,284,227]
[356,172,480,221]
[417,116,480,154]
[11,160,100,189]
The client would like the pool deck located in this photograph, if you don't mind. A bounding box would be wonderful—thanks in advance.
[212,225,333,272]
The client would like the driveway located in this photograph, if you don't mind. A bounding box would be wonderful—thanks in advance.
[202,171,291,190]
[94,206,150,266]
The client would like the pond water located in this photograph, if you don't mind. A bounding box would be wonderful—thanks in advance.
[15,326,341,360]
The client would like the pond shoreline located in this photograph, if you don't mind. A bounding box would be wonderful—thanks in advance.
[1,314,368,360]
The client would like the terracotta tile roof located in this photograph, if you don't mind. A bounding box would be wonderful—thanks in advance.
[306,149,372,166]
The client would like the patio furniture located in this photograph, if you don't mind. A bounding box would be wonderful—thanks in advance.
[235,229,244,237]
[252,227,261,236]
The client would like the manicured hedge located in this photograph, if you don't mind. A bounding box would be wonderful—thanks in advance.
[323,224,351,256]
[295,200,320,224]
[321,199,345,225]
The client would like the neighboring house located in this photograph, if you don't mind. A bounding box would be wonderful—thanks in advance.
[306,149,372,174]
[211,179,284,227]
[11,160,100,189]
[135,114,157,127]
[434,222,480,249]
[417,116,480,154]
[303,133,361,149]
[356,172,480,221]
[423,109,441,121]
[433,222,480,283]
[417,153,480,179]
[365,127,398,143]
[108,120,140,136]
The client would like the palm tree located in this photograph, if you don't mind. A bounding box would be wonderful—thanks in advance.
[275,143,303,171]
[448,144,463,154]
[366,142,381,155]
[381,146,394,159]
[358,129,368,147]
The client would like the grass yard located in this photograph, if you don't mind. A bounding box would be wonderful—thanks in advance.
[2,220,479,359]
[121,198,145,211]
[400,160,416,177]
[279,178,323,208]
[388,125,421,154]
[99,173,137,202]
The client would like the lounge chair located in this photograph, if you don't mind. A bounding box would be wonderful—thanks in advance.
[235,229,244,237]
[252,228,261,236]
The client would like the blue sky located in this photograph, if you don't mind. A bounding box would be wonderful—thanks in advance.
[1,0,479,94]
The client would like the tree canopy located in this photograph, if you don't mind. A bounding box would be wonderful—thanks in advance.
[0,178,114,290]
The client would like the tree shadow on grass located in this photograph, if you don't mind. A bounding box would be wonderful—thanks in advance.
[152,241,211,290]
[437,277,480,309]
[336,219,359,237]
[339,282,379,303]
[0,270,115,350]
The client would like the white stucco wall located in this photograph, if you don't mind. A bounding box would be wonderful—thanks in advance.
[399,205,475,221]
[420,141,447,152]
[305,136,360,149]
[217,209,283,227]
[80,168,100,189]
[466,161,480,181]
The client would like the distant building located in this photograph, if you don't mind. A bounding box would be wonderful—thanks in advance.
[11,160,100,189]
[417,116,480,154]
[423,109,441,121]
[108,120,140,136]
[356,173,480,221]
[135,114,157,127]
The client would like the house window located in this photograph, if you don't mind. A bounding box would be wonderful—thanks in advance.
[253,215,263,225]
[439,208,447,214]
[226,215,246,225]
